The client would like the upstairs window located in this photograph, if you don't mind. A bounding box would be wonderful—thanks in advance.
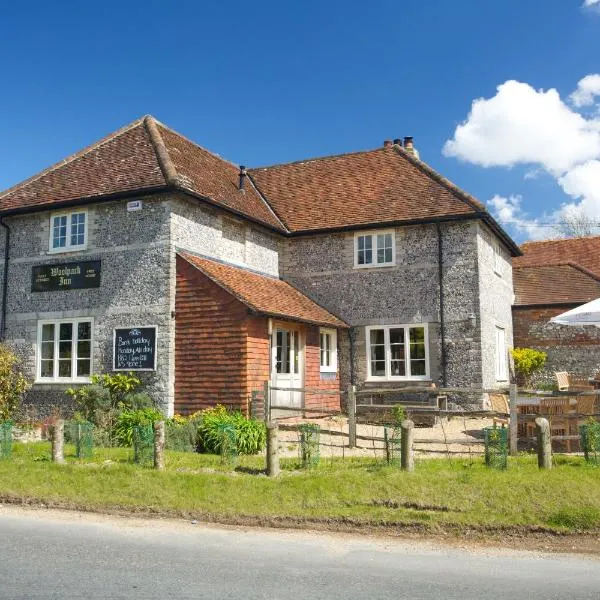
[354,231,394,268]
[319,328,337,373]
[50,211,87,252]
[366,324,429,380]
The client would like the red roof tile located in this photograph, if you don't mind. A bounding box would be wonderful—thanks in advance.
[513,263,600,306]
[179,252,348,328]
[514,236,600,275]
[248,145,483,232]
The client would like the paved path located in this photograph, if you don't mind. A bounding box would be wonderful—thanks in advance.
[1,507,599,599]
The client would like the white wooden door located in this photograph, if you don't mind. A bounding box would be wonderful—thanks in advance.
[271,326,303,408]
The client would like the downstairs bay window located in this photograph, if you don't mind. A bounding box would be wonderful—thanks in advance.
[366,324,429,381]
[37,318,93,382]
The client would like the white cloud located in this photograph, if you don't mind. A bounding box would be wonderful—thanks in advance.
[584,0,600,6]
[444,77,600,240]
[570,74,600,107]
[487,194,549,240]
[443,80,600,174]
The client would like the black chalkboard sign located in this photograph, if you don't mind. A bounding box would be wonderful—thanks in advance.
[113,327,157,371]
[32,260,101,292]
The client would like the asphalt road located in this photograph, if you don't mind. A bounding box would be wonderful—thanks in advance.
[1,508,599,600]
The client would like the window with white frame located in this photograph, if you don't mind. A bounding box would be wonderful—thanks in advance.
[319,328,337,373]
[495,326,507,381]
[493,240,503,276]
[37,319,92,382]
[366,324,429,380]
[49,211,87,252]
[354,231,394,267]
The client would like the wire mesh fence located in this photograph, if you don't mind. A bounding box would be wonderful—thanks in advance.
[298,423,320,468]
[483,426,508,470]
[218,423,237,466]
[580,422,600,465]
[66,420,94,459]
[0,421,12,458]
[132,424,154,466]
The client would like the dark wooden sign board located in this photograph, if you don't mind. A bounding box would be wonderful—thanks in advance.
[32,260,101,292]
[113,326,157,371]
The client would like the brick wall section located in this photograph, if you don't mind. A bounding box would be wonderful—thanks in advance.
[175,256,249,414]
[245,315,270,405]
[513,305,600,385]
[303,325,341,411]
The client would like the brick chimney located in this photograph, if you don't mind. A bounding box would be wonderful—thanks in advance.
[383,140,393,148]
[403,136,419,159]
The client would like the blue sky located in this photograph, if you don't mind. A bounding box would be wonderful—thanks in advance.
[1,0,599,242]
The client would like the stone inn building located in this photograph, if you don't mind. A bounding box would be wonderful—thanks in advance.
[0,117,520,417]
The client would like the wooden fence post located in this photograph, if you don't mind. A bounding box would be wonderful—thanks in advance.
[266,422,280,477]
[509,383,518,456]
[154,420,165,471]
[51,419,65,464]
[263,380,271,423]
[347,385,357,448]
[535,417,552,470]
[401,419,414,472]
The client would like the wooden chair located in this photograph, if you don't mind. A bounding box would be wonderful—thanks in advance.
[489,393,509,427]
[555,372,569,391]
[540,397,576,452]
[568,375,594,392]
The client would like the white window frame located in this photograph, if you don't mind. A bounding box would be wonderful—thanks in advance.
[36,317,93,383]
[495,326,507,382]
[48,210,88,253]
[353,230,395,269]
[493,240,503,276]
[365,324,430,381]
[319,328,338,373]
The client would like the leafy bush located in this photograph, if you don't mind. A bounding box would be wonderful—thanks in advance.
[391,404,406,426]
[0,344,31,421]
[113,408,163,447]
[164,414,202,452]
[197,405,266,455]
[66,372,155,446]
[511,348,547,387]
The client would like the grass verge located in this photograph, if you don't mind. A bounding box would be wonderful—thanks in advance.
[1,442,600,536]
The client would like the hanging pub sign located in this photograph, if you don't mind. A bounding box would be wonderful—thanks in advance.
[113,327,157,371]
[31,260,101,292]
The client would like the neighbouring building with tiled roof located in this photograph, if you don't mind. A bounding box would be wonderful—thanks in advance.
[0,117,519,416]
[513,236,600,385]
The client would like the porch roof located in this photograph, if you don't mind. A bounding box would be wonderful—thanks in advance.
[178,252,349,329]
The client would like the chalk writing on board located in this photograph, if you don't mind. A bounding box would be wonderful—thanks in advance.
[113,327,157,371]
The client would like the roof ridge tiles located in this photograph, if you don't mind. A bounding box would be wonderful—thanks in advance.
[0,116,156,201]
[143,116,179,185]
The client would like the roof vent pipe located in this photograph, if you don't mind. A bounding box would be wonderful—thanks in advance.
[238,165,247,192]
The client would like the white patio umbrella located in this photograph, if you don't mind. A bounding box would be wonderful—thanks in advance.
[551,297,600,328]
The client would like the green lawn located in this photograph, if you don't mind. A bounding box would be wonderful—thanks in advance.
[1,442,599,533]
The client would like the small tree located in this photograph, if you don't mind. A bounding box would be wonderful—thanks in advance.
[0,344,31,421]
[511,348,547,388]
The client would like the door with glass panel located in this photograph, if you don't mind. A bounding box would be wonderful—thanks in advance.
[271,327,303,408]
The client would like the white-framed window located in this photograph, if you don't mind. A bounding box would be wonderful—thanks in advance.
[49,210,87,252]
[495,326,507,381]
[319,328,337,373]
[493,240,503,276]
[366,324,429,381]
[36,318,93,382]
[354,230,395,268]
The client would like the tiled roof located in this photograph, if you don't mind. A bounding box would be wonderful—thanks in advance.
[0,115,518,254]
[0,116,286,231]
[513,236,600,275]
[513,263,600,306]
[179,252,348,328]
[0,121,165,212]
[248,145,484,232]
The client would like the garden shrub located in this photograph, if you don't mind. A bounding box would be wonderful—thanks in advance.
[197,405,266,455]
[165,414,200,452]
[0,344,31,422]
[113,407,163,447]
[511,348,547,387]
